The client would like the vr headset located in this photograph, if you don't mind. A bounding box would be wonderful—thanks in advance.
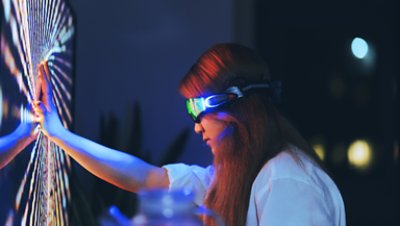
[185,81,282,123]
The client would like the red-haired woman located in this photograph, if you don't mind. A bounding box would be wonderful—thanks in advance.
[36,43,346,226]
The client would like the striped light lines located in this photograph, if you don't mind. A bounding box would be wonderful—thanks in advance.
[1,0,74,225]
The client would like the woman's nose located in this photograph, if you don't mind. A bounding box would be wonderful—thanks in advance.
[194,122,204,134]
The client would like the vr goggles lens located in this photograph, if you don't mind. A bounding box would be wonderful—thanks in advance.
[186,93,238,122]
[185,82,281,123]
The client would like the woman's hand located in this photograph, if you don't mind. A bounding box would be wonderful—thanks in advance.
[34,62,65,138]
[15,103,39,143]
[0,103,38,169]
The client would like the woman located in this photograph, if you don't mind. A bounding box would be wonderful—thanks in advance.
[36,43,345,226]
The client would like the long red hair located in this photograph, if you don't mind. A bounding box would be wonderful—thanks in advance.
[179,43,322,226]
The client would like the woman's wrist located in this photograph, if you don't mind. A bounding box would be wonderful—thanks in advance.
[46,123,67,140]
[14,123,33,139]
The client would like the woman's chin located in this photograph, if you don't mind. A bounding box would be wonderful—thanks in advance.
[207,143,215,155]
[210,148,216,156]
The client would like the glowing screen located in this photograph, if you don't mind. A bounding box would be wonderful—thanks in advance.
[0,0,75,225]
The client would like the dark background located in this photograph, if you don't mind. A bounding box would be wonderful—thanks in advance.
[255,1,398,225]
[1,0,398,225]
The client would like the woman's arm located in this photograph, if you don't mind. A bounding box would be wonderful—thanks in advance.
[35,63,169,192]
[50,127,169,192]
[0,117,37,169]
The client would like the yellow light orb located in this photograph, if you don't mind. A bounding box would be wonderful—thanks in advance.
[313,144,326,161]
[347,140,373,170]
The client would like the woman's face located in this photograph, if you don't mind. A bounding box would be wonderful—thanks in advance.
[194,113,230,155]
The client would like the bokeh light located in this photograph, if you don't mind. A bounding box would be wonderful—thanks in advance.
[313,144,326,161]
[310,136,326,161]
[347,139,373,170]
[351,37,369,59]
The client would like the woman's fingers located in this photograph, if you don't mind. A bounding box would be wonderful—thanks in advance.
[37,62,54,110]
[32,100,50,136]
[32,101,45,123]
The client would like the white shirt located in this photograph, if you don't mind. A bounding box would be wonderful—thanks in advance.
[163,149,346,226]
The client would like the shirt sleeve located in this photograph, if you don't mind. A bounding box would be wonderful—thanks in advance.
[255,178,333,226]
[163,163,214,206]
